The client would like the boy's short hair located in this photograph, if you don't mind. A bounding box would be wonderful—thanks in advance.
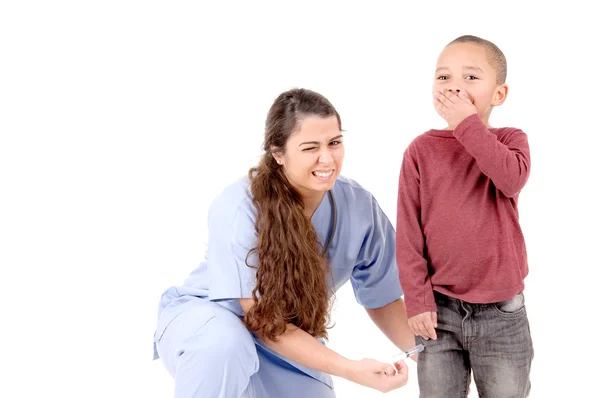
[447,35,507,84]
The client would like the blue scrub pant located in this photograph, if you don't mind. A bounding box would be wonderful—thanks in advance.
[155,298,336,397]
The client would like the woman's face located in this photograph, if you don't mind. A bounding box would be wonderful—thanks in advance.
[273,115,344,198]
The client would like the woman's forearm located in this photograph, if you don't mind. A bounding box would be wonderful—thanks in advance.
[258,324,352,378]
[366,298,416,352]
[239,298,352,378]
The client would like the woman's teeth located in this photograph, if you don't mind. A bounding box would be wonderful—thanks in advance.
[313,170,333,177]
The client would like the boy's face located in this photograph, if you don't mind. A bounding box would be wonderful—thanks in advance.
[433,42,507,126]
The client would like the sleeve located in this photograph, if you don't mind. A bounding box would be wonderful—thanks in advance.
[396,145,437,318]
[350,196,404,309]
[453,114,531,198]
[207,195,259,301]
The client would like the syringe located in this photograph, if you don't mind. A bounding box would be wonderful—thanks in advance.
[391,344,425,362]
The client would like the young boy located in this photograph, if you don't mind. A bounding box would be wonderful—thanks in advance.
[396,35,534,397]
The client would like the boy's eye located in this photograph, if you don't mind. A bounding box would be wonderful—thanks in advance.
[437,76,449,81]
[465,75,478,80]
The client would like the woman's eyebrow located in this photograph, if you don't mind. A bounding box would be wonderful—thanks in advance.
[298,134,343,147]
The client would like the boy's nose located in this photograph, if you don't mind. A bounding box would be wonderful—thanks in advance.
[448,88,473,103]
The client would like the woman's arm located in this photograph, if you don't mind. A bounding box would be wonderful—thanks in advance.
[239,298,409,393]
[365,298,417,360]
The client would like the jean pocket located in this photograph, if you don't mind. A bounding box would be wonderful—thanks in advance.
[416,334,450,354]
[491,292,526,317]
[433,292,449,306]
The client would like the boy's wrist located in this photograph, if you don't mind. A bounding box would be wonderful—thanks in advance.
[452,113,482,136]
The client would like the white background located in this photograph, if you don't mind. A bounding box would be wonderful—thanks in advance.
[1,1,598,397]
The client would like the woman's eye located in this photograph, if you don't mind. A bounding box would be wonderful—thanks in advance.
[302,147,317,152]
[437,76,449,80]
[330,140,341,146]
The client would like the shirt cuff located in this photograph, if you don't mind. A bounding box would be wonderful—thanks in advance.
[453,113,485,140]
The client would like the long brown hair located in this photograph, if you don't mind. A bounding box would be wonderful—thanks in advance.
[245,88,341,341]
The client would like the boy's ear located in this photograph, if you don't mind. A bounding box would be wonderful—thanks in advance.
[492,83,509,106]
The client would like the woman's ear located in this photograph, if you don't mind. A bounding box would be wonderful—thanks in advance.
[271,146,283,165]
[492,83,509,106]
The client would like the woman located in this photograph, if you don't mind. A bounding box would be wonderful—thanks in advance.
[153,88,415,397]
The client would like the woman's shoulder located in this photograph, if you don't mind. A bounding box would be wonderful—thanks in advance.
[221,175,252,198]
[333,175,376,205]
[333,175,393,229]
[208,175,255,217]
[211,174,381,214]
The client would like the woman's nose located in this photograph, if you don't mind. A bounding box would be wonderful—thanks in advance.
[319,148,333,163]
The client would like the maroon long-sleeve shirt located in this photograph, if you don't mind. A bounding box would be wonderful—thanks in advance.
[396,114,531,318]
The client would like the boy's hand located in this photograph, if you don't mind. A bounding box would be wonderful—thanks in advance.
[408,311,437,340]
[433,89,477,129]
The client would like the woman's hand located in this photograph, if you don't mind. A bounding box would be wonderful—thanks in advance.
[344,358,409,393]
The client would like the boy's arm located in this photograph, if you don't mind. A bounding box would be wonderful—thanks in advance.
[453,114,531,198]
[396,146,437,319]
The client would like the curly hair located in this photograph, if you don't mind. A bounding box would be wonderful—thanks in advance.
[244,88,341,341]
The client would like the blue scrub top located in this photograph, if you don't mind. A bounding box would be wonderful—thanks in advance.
[157,175,403,387]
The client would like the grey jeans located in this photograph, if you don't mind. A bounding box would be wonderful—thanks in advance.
[417,291,534,398]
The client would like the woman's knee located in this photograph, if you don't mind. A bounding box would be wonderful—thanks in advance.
[189,308,258,362]
[158,300,258,377]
